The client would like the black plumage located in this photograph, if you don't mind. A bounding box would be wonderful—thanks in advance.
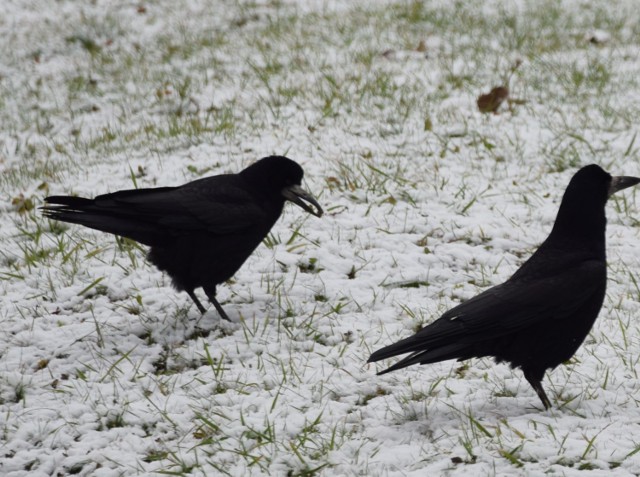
[368,165,639,409]
[42,156,323,320]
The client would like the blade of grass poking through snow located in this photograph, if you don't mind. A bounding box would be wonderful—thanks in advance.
[624,132,637,157]
[76,276,104,296]
[128,165,139,189]
[468,413,494,438]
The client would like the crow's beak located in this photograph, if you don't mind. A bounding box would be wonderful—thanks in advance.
[282,184,323,217]
[608,175,640,198]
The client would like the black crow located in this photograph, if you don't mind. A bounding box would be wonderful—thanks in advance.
[368,165,639,409]
[42,156,323,320]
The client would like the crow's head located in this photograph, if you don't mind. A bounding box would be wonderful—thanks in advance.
[564,164,639,203]
[551,164,639,243]
[242,156,323,217]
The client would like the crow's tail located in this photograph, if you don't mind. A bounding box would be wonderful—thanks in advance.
[41,194,168,246]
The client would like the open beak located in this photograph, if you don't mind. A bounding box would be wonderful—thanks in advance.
[608,175,640,198]
[282,184,323,217]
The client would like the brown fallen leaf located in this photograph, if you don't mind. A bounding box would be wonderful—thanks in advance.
[477,86,509,113]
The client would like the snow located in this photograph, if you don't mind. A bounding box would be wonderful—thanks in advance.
[2,0,640,475]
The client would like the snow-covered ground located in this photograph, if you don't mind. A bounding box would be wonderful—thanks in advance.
[2,0,640,475]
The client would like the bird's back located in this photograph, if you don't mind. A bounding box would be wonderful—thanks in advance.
[43,173,286,291]
[370,254,607,376]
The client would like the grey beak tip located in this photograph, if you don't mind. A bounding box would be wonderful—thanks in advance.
[282,184,323,217]
[609,176,640,197]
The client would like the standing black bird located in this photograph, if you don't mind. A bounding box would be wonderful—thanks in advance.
[42,156,323,320]
[368,165,639,409]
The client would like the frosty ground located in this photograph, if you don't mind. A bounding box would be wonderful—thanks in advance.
[2,0,640,475]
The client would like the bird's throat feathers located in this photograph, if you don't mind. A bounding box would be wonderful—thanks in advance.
[546,193,607,255]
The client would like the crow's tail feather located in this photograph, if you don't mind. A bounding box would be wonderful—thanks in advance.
[43,196,95,208]
[41,195,168,246]
[369,339,470,375]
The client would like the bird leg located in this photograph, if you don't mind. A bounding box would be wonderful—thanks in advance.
[203,285,231,322]
[186,290,207,315]
[524,371,552,410]
[210,297,231,322]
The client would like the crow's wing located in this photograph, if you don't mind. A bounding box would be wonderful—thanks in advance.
[369,259,605,363]
[142,176,275,234]
[44,175,271,240]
